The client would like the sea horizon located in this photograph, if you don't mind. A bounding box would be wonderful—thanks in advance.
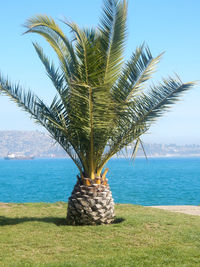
[2,155,200,160]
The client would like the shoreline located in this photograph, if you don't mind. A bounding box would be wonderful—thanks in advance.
[1,203,200,216]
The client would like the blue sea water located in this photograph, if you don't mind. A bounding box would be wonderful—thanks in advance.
[0,158,200,205]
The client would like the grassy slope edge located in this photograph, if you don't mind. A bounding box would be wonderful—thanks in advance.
[0,203,200,267]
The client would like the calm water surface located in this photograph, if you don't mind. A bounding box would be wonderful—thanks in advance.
[0,158,200,205]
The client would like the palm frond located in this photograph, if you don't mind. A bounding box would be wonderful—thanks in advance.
[138,139,148,161]
[132,76,196,126]
[64,22,105,85]
[131,138,140,161]
[113,45,163,103]
[0,73,83,173]
[33,43,65,94]
[99,0,127,85]
[24,15,77,78]
[98,76,195,170]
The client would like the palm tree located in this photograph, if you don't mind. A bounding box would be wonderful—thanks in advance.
[0,0,195,225]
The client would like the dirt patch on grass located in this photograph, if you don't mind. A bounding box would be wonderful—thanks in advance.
[0,203,9,208]
[151,205,200,216]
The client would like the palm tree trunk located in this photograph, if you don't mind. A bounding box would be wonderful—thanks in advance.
[66,176,115,225]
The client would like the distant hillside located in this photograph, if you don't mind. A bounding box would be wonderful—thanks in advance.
[123,143,200,158]
[0,131,66,158]
[0,131,199,158]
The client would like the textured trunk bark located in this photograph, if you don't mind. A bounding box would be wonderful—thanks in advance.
[66,177,115,225]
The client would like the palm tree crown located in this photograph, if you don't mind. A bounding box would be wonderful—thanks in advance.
[0,0,195,179]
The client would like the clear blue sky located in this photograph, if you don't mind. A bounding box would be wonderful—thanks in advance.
[0,0,199,144]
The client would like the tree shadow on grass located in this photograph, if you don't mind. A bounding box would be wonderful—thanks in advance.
[0,216,67,226]
[113,217,125,224]
[0,216,125,227]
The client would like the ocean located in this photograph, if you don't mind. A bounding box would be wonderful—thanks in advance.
[0,158,200,206]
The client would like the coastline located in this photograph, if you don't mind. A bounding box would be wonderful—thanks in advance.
[1,202,200,216]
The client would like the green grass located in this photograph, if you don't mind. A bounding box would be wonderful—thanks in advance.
[1,203,200,267]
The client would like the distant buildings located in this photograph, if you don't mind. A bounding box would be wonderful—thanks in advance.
[0,131,199,158]
[0,131,66,158]
[122,143,200,158]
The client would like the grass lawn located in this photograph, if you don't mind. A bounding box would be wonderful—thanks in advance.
[0,203,200,266]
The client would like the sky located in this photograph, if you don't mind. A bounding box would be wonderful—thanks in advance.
[0,0,199,144]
